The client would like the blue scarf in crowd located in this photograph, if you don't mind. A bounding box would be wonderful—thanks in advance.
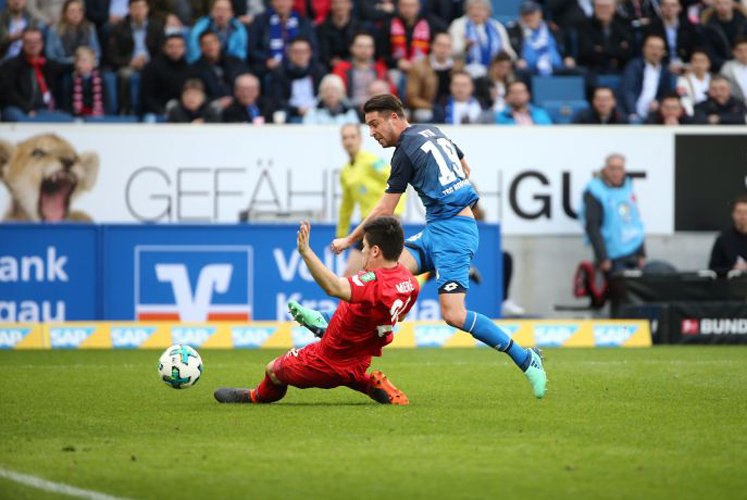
[522,22,560,76]
[465,19,502,67]
[268,9,300,61]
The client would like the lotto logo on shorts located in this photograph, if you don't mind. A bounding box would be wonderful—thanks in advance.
[135,246,253,322]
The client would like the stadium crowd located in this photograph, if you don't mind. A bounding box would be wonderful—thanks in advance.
[1,0,747,123]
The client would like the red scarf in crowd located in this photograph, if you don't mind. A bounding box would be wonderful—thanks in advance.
[72,70,104,117]
[25,55,55,111]
[390,17,430,61]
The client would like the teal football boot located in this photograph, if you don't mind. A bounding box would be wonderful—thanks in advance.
[524,348,547,399]
[287,301,328,338]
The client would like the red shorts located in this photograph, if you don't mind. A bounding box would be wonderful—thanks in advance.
[272,343,371,390]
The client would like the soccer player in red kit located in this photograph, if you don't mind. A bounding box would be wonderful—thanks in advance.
[214,216,419,405]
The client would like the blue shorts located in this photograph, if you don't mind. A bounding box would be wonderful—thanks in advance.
[404,216,479,294]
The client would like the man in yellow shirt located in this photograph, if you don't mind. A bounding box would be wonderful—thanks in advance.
[337,123,406,276]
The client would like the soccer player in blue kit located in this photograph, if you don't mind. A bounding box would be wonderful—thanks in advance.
[330,94,547,398]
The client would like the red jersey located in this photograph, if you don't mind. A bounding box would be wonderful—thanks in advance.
[318,264,419,363]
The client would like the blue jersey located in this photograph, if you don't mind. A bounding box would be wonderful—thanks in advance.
[385,125,479,222]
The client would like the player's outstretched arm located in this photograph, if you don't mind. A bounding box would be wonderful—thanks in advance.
[330,192,402,254]
[298,221,352,301]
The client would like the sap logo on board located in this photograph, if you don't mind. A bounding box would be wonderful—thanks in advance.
[0,328,31,349]
[415,325,455,347]
[232,327,276,348]
[476,324,520,348]
[136,246,253,322]
[291,327,319,348]
[533,324,578,347]
[111,326,156,349]
[171,326,216,347]
[49,327,95,348]
[593,325,638,347]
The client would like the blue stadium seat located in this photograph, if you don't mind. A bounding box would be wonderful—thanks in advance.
[492,0,523,24]
[84,115,139,123]
[531,76,585,104]
[542,100,589,124]
[596,74,622,94]
[16,113,75,123]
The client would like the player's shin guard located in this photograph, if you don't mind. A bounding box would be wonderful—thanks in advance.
[253,374,288,403]
[463,310,531,371]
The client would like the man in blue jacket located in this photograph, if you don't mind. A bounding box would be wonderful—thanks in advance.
[579,153,645,273]
[619,34,673,123]
[495,80,552,125]
[186,0,247,63]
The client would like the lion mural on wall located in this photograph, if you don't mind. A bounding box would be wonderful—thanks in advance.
[0,134,99,222]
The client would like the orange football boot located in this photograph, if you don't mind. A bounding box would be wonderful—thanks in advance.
[367,371,409,405]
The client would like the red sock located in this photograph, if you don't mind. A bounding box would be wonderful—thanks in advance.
[253,374,287,403]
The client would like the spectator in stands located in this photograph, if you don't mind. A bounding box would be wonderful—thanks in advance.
[190,30,248,106]
[235,0,265,25]
[46,0,100,64]
[644,92,692,123]
[423,0,463,27]
[316,0,362,69]
[676,49,712,115]
[474,51,514,112]
[721,36,747,104]
[619,34,673,123]
[292,0,329,25]
[616,0,661,30]
[251,0,318,75]
[65,46,105,116]
[449,0,515,78]
[545,0,592,30]
[379,0,444,86]
[495,79,552,124]
[702,0,747,52]
[268,36,325,122]
[1,28,70,121]
[694,74,747,123]
[107,0,164,114]
[166,77,212,122]
[406,31,462,122]
[26,0,65,25]
[186,0,247,63]
[435,70,491,123]
[302,73,359,123]
[709,195,747,275]
[578,0,634,74]
[331,32,392,108]
[221,72,272,123]
[140,33,190,117]
[0,0,42,60]
[644,0,700,75]
[355,0,395,24]
[573,85,627,123]
[507,1,576,76]
[580,153,645,273]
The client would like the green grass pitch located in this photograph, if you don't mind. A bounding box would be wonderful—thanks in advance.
[1,347,746,499]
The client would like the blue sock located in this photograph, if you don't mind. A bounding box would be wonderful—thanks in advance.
[462,311,531,370]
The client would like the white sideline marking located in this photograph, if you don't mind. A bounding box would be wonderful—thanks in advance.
[0,467,134,500]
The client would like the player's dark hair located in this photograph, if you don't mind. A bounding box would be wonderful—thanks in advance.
[362,216,405,262]
[363,94,405,118]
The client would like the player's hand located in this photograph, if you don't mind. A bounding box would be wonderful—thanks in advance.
[330,237,350,254]
[297,220,311,255]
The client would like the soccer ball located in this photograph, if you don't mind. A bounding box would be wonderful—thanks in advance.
[158,344,203,389]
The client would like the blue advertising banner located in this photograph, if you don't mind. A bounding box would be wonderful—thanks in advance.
[0,223,501,322]
[0,225,99,322]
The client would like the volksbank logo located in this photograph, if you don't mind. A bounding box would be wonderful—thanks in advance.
[50,327,95,348]
[593,325,638,347]
[0,328,31,349]
[135,246,253,322]
[171,326,216,347]
[111,326,156,348]
[232,327,276,348]
[534,325,578,347]
[415,325,455,347]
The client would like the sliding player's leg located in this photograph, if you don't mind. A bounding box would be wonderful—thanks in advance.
[347,369,409,405]
[213,359,288,404]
